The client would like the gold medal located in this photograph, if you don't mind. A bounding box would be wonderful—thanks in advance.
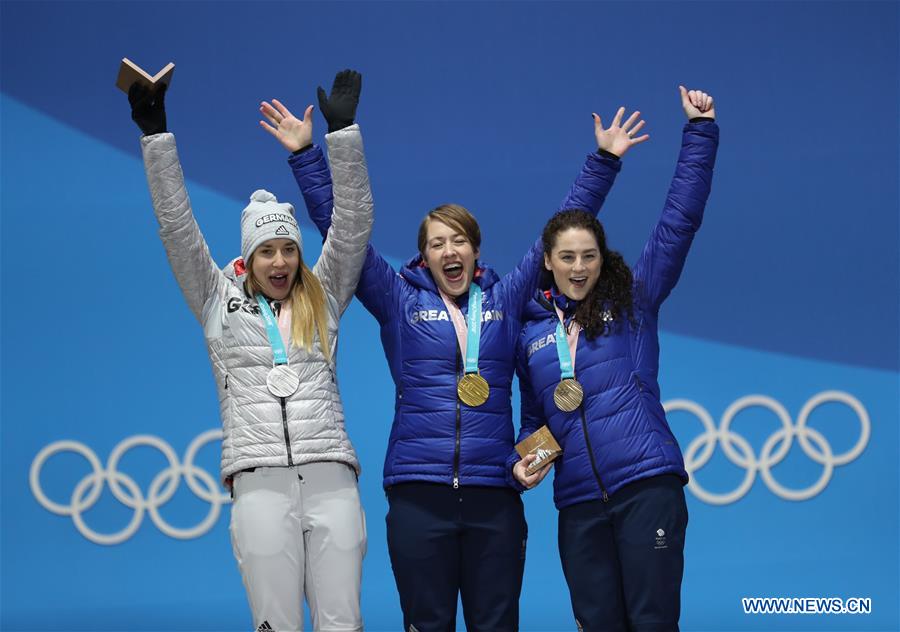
[458,373,490,407]
[554,378,584,412]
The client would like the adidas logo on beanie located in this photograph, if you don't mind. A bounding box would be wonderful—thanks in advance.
[240,189,302,263]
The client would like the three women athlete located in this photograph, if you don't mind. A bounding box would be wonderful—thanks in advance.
[130,69,716,631]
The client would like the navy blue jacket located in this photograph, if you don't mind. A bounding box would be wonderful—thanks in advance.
[511,121,719,508]
[290,145,621,489]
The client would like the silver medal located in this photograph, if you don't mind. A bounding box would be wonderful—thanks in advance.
[266,365,300,398]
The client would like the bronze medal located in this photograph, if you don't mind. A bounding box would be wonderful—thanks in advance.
[554,378,584,412]
[458,373,490,407]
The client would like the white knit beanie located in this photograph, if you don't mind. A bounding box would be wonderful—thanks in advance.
[240,189,302,262]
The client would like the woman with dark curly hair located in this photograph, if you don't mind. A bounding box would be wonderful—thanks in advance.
[510,86,719,632]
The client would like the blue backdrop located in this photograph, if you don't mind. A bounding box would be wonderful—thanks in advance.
[1,1,897,630]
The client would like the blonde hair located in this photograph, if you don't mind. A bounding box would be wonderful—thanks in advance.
[245,257,332,363]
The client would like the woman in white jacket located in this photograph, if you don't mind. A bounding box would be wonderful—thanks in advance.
[128,75,373,632]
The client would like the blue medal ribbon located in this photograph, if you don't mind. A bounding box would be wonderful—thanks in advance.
[256,294,289,366]
[555,316,575,380]
[464,284,483,375]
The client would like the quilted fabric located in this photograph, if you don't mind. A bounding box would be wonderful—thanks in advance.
[141,125,373,481]
[512,121,720,508]
[290,141,622,489]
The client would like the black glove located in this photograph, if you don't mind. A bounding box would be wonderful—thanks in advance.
[128,82,168,136]
[317,69,362,133]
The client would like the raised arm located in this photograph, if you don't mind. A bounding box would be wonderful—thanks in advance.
[497,106,649,314]
[557,106,649,212]
[130,83,223,322]
[283,128,401,325]
[313,124,374,314]
[261,72,401,323]
[259,99,333,239]
[632,87,719,310]
[289,143,335,239]
[261,69,364,243]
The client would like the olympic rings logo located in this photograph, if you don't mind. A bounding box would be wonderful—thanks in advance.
[29,390,872,541]
[664,391,870,505]
[30,430,229,545]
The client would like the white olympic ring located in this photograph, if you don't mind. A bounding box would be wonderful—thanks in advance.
[30,430,229,545]
[664,391,870,504]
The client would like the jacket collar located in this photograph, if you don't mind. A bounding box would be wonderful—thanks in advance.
[542,284,579,316]
[400,253,500,298]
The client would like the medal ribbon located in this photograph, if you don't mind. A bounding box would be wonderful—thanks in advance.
[554,306,581,380]
[256,294,289,366]
[440,284,483,375]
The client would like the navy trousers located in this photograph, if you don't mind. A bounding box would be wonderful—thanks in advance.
[558,475,688,632]
[386,483,527,632]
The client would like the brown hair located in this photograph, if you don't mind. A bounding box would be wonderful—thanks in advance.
[417,203,482,256]
[542,209,635,339]
[245,256,332,362]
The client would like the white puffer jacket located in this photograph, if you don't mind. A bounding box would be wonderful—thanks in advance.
[142,125,373,482]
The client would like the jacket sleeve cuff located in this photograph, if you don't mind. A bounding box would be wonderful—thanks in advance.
[287,144,324,169]
[587,149,624,172]
[596,148,621,161]
[291,144,315,156]
[505,451,527,493]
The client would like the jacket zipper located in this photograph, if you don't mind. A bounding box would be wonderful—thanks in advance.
[325,365,340,423]
[280,396,293,466]
[453,348,462,489]
[579,405,608,502]
[267,299,294,466]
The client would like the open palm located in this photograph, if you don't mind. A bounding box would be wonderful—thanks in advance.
[259,99,314,152]
[594,107,649,158]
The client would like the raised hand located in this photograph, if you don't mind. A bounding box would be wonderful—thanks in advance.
[128,82,167,136]
[593,107,649,158]
[679,86,715,120]
[259,100,314,152]
[317,69,362,133]
[513,454,552,490]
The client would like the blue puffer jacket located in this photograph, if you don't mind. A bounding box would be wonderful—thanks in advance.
[511,120,719,509]
[290,145,621,489]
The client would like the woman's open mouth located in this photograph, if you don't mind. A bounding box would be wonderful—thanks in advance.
[443,263,464,283]
[269,274,289,290]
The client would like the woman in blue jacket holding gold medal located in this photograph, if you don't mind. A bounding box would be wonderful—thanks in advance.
[510,87,719,632]
[261,71,649,631]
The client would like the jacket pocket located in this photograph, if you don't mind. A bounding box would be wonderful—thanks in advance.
[654,430,684,466]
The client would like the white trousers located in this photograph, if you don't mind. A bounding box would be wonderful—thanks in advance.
[230,463,367,631]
